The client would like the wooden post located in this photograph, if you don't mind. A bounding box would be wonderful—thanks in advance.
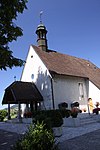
[18,102,22,122]
[8,103,11,120]
[26,103,29,112]
[30,102,33,112]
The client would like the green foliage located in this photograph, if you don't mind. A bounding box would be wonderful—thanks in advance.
[10,109,17,118]
[13,122,59,150]
[0,0,28,70]
[50,110,63,127]
[34,113,52,130]
[59,109,71,118]
[33,109,63,127]
[0,109,7,121]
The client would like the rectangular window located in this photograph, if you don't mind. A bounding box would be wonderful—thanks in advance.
[78,83,84,100]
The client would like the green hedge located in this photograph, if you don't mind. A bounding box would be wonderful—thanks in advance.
[32,109,64,128]
[59,109,71,118]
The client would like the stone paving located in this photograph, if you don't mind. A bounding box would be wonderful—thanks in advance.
[0,122,29,135]
[57,122,100,143]
[59,129,100,150]
[0,129,21,150]
[0,115,100,150]
[0,121,100,141]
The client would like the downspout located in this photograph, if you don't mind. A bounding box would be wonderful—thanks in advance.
[51,78,55,109]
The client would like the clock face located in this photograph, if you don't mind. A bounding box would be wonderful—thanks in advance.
[31,74,34,79]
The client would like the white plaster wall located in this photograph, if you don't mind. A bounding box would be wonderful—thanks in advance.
[53,75,89,110]
[89,81,100,106]
[21,46,53,109]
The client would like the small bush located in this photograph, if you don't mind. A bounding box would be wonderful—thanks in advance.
[33,113,52,130]
[32,109,63,128]
[0,110,7,121]
[50,110,63,127]
[59,109,71,118]
[13,122,59,150]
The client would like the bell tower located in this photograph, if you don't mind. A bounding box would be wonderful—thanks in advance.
[36,11,48,51]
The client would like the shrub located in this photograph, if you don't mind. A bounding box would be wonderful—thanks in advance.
[33,113,52,130]
[0,110,7,121]
[32,109,63,128]
[59,109,71,118]
[50,110,63,127]
[13,122,59,150]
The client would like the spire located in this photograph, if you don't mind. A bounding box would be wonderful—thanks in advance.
[36,11,48,52]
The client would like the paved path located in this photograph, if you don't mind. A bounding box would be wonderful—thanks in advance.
[0,129,21,150]
[59,129,100,150]
[0,121,100,150]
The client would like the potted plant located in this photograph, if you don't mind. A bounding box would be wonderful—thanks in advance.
[83,108,87,112]
[71,107,79,118]
[23,111,33,124]
[95,102,99,108]
[93,102,100,115]
[58,102,68,109]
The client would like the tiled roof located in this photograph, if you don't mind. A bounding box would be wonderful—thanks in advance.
[32,45,100,89]
[2,81,43,104]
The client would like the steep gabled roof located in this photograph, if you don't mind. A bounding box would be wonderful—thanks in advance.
[2,81,43,104]
[32,45,100,89]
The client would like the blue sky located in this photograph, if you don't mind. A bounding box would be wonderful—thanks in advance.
[0,0,100,109]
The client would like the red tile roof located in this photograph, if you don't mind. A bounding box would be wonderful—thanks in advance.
[32,45,100,89]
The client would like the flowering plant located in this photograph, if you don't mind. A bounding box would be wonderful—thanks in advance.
[71,107,79,118]
[95,102,99,108]
[83,108,87,112]
[24,111,32,118]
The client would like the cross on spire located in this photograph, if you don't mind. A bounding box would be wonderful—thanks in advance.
[40,11,43,23]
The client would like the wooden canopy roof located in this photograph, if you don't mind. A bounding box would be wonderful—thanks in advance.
[2,81,43,104]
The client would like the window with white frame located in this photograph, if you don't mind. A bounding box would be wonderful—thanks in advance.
[78,82,84,100]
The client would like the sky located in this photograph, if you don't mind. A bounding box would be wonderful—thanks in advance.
[0,0,100,109]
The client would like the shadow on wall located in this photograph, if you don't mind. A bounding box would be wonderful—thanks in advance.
[36,69,52,109]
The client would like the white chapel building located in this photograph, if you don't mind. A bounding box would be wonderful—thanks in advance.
[20,22,100,113]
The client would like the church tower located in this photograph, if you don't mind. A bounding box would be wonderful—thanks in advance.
[36,12,48,51]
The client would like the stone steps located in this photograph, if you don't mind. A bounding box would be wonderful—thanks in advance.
[80,116,97,126]
[78,113,99,126]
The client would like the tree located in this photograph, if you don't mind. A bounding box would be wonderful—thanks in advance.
[0,0,28,70]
